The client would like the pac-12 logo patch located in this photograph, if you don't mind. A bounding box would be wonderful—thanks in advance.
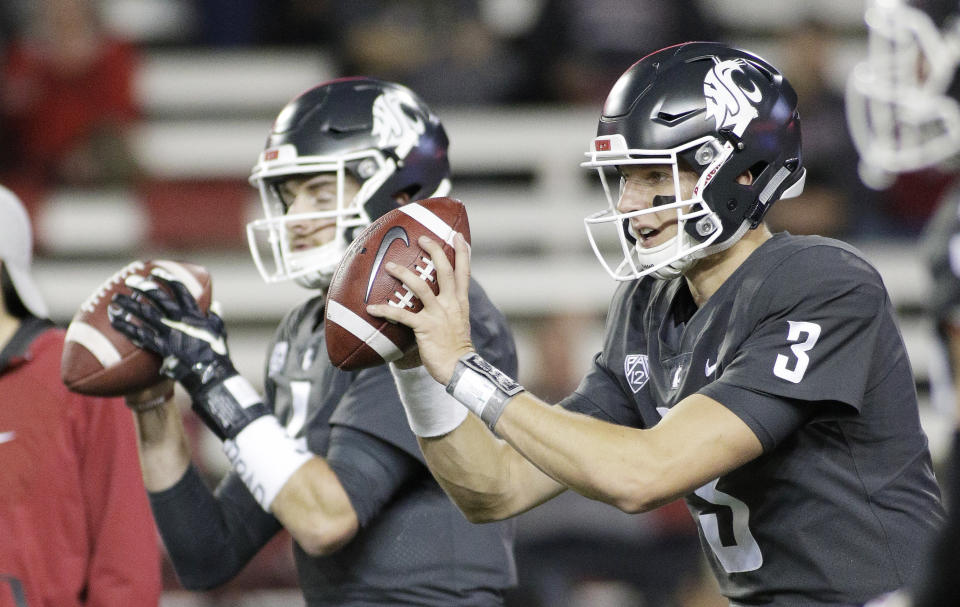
[624,354,650,393]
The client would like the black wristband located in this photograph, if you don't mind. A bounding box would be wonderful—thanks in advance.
[191,375,271,441]
[171,356,237,398]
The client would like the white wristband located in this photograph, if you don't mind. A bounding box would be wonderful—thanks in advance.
[389,364,468,437]
[223,415,313,511]
[446,353,525,431]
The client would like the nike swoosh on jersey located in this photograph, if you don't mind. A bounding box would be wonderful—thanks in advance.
[705,358,719,376]
[0,431,16,444]
[366,225,409,303]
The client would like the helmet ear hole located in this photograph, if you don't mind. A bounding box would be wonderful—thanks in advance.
[397,184,421,200]
[745,161,767,185]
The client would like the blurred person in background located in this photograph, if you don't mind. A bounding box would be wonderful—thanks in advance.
[0,185,161,607]
[0,0,140,211]
[109,78,519,606]
[325,1,530,105]
[848,0,960,238]
[370,41,944,607]
[520,0,716,104]
[763,18,884,239]
[847,0,960,605]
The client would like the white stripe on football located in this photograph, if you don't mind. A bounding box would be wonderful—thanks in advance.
[61,260,213,396]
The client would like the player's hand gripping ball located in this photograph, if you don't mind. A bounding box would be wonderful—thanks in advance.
[325,197,471,370]
[61,260,213,396]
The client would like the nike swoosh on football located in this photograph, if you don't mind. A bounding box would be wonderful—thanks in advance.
[705,359,719,376]
[366,226,409,303]
[0,431,16,444]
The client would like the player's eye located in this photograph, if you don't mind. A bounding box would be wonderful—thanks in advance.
[647,170,671,184]
[312,197,337,211]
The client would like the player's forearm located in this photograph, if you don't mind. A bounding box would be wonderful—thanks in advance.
[494,392,683,513]
[149,467,280,590]
[495,392,762,513]
[418,413,564,522]
[133,402,191,491]
[270,457,359,556]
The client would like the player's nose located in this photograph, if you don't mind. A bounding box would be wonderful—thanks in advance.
[286,196,322,231]
[616,181,655,214]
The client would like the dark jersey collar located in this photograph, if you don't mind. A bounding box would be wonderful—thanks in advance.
[0,316,55,374]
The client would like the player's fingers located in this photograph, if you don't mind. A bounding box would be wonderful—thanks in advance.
[128,280,182,320]
[107,305,142,343]
[134,323,167,355]
[383,261,437,306]
[108,309,159,352]
[151,271,203,316]
[453,233,471,309]
[209,311,226,335]
[418,236,455,297]
[125,274,166,303]
[366,302,421,329]
[109,292,138,316]
[111,292,165,330]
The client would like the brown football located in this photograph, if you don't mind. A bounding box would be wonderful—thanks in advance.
[61,259,213,396]
[325,197,471,370]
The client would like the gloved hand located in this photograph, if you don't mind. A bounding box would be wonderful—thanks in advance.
[108,269,268,440]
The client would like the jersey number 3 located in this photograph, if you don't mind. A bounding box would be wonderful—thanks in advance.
[772,321,821,384]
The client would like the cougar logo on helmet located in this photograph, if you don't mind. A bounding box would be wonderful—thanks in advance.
[372,91,426,158]
[704,59,763,137]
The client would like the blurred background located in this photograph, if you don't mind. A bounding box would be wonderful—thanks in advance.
[0,0,951,605]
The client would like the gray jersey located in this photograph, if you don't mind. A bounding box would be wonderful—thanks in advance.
[562,233,944,606]
[267,279,517,605]
[150,278,517,606]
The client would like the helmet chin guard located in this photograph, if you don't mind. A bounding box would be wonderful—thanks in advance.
[581,43,804,282]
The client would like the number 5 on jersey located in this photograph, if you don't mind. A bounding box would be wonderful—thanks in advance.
[773,321,821,384]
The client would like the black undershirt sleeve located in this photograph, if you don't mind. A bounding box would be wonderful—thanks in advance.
[325,424,422,528]
[150,427,421,589]
[148,464,282,590]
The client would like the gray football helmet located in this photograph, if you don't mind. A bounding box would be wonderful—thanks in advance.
[582,42,805,281]
[247,78,451,289]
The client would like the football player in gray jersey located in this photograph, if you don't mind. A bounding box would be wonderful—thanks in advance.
[108,78,518,605]
[848,2,960,605]
[369,42,945,606]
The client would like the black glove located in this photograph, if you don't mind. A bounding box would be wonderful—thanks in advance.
[108,270,269,440]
